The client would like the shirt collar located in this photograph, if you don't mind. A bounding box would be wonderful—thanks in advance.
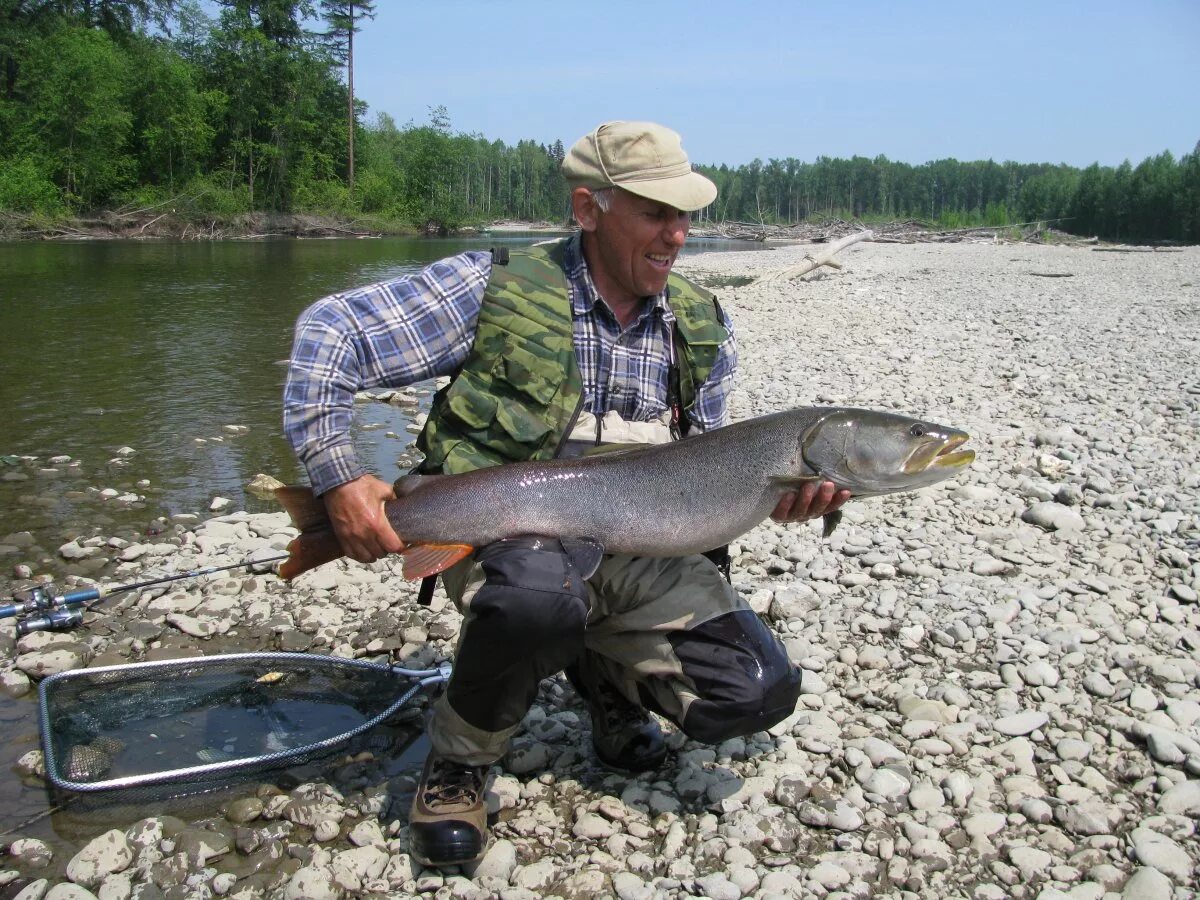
[563,231,675,326]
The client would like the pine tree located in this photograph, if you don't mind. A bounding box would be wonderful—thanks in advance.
[319,0,375,195]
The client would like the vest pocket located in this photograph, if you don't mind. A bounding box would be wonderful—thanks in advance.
[445,385,497,430]
[501,354,559,405]
[495,402,552,443]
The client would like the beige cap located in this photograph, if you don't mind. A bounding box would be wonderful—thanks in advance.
[562,121,717,212]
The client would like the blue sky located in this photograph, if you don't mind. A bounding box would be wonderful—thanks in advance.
[344,0,1197,169]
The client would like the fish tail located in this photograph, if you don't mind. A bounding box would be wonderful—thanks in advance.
[273,484,474,582]
[274,485,345,581]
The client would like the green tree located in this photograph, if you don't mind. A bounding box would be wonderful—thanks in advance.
[319,0,375,195]
[17,24,134,205]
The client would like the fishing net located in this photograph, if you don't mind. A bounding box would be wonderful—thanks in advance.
[38,652,449,794]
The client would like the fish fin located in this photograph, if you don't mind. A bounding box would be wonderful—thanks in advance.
[822,509,843,538]
[560,537,606,579]
[768,475,821,487]
[274,485,331,532]
[274,485,346,581]
[401,543,474,580]
[279,530,345,581]
[393,473,444,497]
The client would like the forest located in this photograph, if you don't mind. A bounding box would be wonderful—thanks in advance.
[2,1,1197,243]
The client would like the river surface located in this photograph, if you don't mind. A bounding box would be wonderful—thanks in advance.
[0,232,765,845]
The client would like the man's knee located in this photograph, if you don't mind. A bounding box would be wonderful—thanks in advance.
[669,610,802,744]
[468,540,590,653]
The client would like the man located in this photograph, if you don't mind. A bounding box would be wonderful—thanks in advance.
[284,121,848,868]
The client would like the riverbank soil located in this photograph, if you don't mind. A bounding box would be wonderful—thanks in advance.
[1,241,1198,897]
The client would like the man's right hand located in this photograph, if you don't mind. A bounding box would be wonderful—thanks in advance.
[322,475,405,564]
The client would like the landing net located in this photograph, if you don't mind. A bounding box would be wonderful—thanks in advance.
[38,652,449,794]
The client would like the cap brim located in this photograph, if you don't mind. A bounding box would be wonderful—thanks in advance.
[616,171,718,213]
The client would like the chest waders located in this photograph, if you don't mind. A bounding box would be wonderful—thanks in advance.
[413,238,730,605]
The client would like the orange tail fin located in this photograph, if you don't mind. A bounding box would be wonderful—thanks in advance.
[274,485,345,581]
[274,484,474,582]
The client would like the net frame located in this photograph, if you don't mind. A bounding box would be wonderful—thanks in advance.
[38,651,450,793]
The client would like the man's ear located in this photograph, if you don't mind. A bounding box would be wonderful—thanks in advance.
[571,187,599,231]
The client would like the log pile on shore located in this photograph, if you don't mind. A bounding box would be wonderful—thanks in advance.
[693,218,1106,247]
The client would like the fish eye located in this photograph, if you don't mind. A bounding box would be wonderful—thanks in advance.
[909,423,927,437]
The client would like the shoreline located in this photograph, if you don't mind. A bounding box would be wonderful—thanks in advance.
[1,240,1198,897]
[0,211,571,242]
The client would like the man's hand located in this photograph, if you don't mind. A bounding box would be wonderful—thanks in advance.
[771,480,851,524]
[323,475,405,563]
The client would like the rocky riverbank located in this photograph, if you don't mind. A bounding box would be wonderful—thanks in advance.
[2,241,1199,899]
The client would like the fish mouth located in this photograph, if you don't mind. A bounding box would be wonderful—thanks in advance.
[903,432,974,474]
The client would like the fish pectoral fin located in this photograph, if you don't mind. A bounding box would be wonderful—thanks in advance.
[401,543,474,580]
[768,475,821,487]
[560,537,606,580]
[822,510,843,538]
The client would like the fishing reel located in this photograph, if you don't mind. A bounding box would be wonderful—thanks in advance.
[2,583,97,635]
[17,607,85,635]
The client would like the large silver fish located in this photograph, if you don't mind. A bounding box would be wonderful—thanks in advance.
[276,407,974,581]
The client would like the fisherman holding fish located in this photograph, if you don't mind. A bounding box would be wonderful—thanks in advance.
[285,122,850,867]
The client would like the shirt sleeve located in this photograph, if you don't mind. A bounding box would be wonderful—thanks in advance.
[686,305,738,433]
[283,251,492,495]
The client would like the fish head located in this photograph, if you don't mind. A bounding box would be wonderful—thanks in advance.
[800,409,974,497]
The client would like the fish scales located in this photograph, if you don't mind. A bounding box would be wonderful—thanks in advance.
[277,406,974,581]
[386,408,815,557]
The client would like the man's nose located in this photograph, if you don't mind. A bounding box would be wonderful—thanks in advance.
[663,215,689,246]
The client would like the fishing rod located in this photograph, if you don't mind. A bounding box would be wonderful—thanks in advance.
[1,554,290,635]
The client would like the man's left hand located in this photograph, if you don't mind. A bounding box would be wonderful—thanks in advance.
[771,480,851,523]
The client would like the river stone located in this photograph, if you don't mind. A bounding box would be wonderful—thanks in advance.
[514,859,558,892]
[11,880,50,900]
[44,886,100,900]
[284,865,338,900]
[1022,502,1085,532]
[473,838,517,882]
[16,646,87,678]
[898,695,954,723]
[1157,780,1200,815]
[861,767,911,800]
[993,710,1049,736]
[1056,796,1121,835]
[347,819,385,848]
[331,846,388,892]
[175,827,231,866]
[1130,828,1193,881]
[1007,845,1054,881]
[1120,866,1174,900]
[283,798,346,827]
[65,829,133,887]
[9,838,53,868]
[165,613,216,638]
[224,797,263,824]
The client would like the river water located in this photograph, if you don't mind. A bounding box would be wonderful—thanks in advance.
[0,232,764,845]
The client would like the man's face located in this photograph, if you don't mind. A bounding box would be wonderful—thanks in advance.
[584,189,691,307]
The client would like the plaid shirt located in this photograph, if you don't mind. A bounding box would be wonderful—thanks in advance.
[284,232,738,495]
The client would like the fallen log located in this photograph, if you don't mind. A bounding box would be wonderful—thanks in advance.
[759,230,874,283]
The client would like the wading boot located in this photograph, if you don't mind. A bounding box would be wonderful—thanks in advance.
[566,655,667,772]
[408,753,488,868]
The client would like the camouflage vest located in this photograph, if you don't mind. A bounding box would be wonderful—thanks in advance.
[416,238,728,475]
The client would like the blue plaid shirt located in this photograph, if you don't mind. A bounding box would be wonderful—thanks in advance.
[285,233,738,495]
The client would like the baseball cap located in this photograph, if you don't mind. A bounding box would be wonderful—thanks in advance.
[562,121,718,212]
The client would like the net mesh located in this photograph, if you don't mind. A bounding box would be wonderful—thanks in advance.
[38,652,440,794]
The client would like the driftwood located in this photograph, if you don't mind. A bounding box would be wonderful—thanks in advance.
[760,230,874,283]
[1092,247,1183,253]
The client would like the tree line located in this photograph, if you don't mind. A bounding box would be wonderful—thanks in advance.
[1,2,1196,243]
